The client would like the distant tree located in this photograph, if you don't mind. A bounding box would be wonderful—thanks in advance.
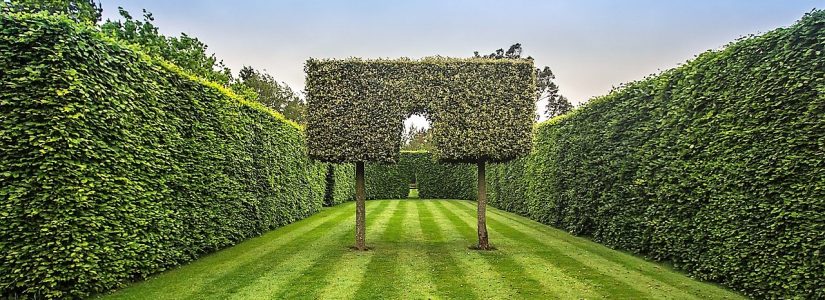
[3,0,102,23]
[474,43,523,59]
[401,124,432,151]
[475,43,573,118]
[536,66,573,118]
[232,66,306,123]
[100,7,232,84]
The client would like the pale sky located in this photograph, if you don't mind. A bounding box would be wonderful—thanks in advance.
[101,0,820,127]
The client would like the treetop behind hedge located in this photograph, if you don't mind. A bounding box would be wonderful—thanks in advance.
[305,57,536,164]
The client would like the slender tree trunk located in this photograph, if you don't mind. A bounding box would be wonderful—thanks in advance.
[355,161,366,250]
[476,160,490,250]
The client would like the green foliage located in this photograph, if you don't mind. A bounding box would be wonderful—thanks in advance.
[487,158,529,215]
[100,7,233,85]
[488,10,825,299]
[475,43,572,119]
[0,13,326,299]
[363,152,476,200]
[405,152,477,200]
[232,66,307,124]
[305,58,535,164]
[2,0,102,23]
[537,65,573,118]
[401,124,432,151]
[365,163,409,200]
[324,164,355,206]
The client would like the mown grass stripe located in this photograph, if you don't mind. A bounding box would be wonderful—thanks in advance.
[179,203,364,299]
[101,204,354,300]
[495,205,740,299]
[436,202,600,299]
[422,200,516,299]
[440,201,647,299]
[393,200,438,299]
[352,200,409,299]
[99,200,743,300]
[268,200,394,299]
[431,201,555,299]
[233,201,393,299]
[311,200,401,299]
[416,200,478,299]
[453,200,742,299]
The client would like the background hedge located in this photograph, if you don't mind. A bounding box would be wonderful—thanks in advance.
[363,151,476,199]
[323,164,355,206]
[406,151,477,200]
[305,58,535,164]
[488,11,824,298]
[0,13,327,299]
[365,163,408,200]
[487,158,529,215]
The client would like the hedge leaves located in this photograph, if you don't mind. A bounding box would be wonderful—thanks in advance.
[0,13,327,298]
[364,151,476,200]
[488,11,825,298]
[305,58,535,164]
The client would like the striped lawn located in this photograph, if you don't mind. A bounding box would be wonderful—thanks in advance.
[99,200,743,300]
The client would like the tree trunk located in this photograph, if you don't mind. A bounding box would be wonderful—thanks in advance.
[355,161,367,250]
[476,160,490,250]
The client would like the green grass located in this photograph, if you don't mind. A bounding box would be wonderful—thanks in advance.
[408,188,419,199]
[98,200,743,300]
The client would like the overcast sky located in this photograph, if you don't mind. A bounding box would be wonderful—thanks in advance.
[101,0,820,126]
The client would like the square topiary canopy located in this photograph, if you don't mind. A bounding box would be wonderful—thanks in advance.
[305,57,536,164]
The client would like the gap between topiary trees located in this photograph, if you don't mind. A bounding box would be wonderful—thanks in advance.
[305,57,535,250]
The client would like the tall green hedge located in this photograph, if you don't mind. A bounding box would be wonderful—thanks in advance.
[406,151,477,200]
[0,13,327,299]
[305,58,535,164]
[324,164,355,206]
[365,163,409,200]
[364,151,476,199]
[488,11,824,298]
[487,158,529,215]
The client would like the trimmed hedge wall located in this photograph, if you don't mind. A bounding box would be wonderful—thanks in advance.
[487,158,529,215]
[305,58,535,164]
[488,11,824,298]
[0,13,327,299]
[324,164,355,206]
[407,152,477,200]
[364,151,476,199]
[365,163,408,200]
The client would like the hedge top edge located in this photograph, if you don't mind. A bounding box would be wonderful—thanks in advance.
[535,9,825,132]
[8,11,302,131]
[306,56,535,65]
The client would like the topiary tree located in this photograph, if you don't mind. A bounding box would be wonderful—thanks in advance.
[305,57,535,250]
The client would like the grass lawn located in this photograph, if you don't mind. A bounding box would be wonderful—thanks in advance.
[99,199,743,299]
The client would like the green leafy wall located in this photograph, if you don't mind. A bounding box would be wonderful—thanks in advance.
[365,163,409,200]
[365,151,476,200]
[0,13,327,299]
[488,11,825,298]
[305,58,535,164]
[487,158,529,215]
[407,152,477,200]
[324,164,355,206]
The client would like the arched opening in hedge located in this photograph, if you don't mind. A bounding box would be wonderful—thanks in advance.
[305,57,536,250]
